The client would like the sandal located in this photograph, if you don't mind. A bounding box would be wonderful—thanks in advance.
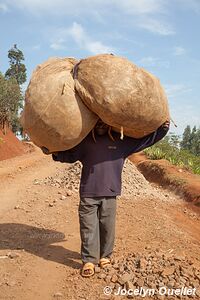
[99,257,111,268]
[81,262,95,277]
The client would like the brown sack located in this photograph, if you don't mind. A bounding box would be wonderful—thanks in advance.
[74,54,170,138]
[20,57,98,152]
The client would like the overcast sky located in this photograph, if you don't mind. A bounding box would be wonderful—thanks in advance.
[0,0,200,135]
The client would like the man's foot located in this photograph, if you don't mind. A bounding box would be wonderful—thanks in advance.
[81,262,95,277]
[99,257,111,268]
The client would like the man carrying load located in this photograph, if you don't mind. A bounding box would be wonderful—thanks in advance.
[49,119,170,277]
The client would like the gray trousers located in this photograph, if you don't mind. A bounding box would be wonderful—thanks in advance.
[78,196,117,264]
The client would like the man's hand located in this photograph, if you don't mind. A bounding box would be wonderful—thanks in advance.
[162,120,170,130]
[41,147,50,155]
[41,147,58,156]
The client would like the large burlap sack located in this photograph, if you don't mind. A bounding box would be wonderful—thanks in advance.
[20,57,98,152]
[74,54,170,138]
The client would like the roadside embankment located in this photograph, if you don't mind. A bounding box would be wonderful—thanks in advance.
[130,153,200,210]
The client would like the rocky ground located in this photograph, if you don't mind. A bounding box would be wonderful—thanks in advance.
[0,151,199,300]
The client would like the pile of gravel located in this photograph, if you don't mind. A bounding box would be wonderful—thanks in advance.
[121,160,167,200]
[41,159,169,201]
[42,161,82,192]
[96,250,200,299]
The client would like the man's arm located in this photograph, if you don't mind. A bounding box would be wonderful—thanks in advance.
[52,147,82,163]
[41,145,82,163]
[123,120,170,157]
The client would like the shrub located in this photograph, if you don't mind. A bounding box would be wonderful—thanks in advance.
[144,140,200,175]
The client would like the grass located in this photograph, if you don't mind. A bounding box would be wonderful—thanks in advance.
[144,141,200,175]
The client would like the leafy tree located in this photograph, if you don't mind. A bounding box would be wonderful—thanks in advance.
[5,44,27,85]
[1,45,27,134]
[0,72,21,132]
[180,125,200,156]
[180,125,191,150]
[0,72,8,125]
[168,133,180,148]
[191,128,200,156]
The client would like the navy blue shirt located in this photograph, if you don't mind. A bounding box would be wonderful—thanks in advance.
[52,126,168,197]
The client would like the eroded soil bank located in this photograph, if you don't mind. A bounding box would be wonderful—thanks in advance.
[130,153,200,212]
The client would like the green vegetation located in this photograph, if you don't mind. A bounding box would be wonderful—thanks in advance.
[181,125,200,156]
[0,44,27,134]
[144,127,200,175]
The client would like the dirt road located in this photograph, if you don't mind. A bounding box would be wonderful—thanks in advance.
[0,150,199,300]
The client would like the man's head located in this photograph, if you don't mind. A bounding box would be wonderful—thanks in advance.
[95,120,109,136]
